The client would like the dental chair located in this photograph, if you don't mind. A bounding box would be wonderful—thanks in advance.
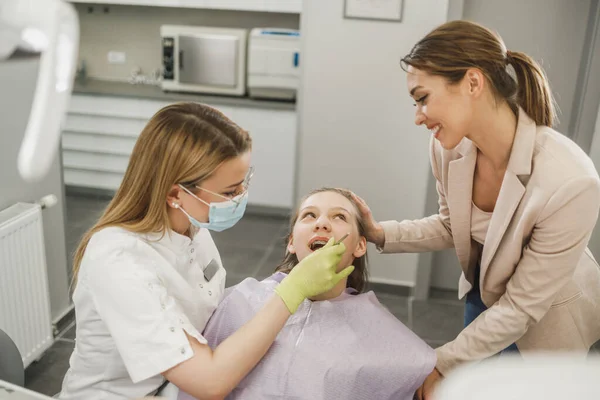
[0,328,24,387]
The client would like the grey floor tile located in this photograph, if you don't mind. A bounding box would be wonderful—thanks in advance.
[225,272,250,288]
[24,340,74,397]
[211,215,287,250]
[375,292,410,324]
[60,324,76,341]
[65,195,111,277]
[220,246,267,277]
[411,300,464,343]
[255,245,288,281]
[429,288,462,305]
[65,195,110,229]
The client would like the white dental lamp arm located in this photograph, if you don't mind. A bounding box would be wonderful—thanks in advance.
[0,0,79,183]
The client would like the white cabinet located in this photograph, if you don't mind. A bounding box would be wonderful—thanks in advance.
[69,0,302,13]
[62,94,297,209]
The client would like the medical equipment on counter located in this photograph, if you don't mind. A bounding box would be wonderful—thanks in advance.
[247,28,300,100]
[434,353,600,400]
[0,0,79,182]
[179,273,436,400]
[161,25,247,96]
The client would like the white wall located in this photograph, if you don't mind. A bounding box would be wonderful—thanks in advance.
[74,4,299,82]
[463,0,591,134]
[587,105,600,258]
[297,0,450,288]
[0,58,71,322]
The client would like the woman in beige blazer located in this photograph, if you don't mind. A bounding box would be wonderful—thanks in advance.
[353,20,600,399]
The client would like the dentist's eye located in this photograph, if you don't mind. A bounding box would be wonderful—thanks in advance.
[223,191,236,197]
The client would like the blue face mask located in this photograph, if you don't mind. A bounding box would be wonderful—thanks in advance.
[177,184,248,232]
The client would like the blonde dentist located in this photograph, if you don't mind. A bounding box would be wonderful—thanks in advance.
[58,102,353,400]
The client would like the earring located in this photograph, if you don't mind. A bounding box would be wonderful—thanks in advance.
[172,202,179,208]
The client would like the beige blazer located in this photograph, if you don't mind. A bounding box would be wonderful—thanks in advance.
[380,109,600,374]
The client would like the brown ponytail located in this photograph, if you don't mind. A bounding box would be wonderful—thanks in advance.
[506,50,556,126]
[401,20,557,127]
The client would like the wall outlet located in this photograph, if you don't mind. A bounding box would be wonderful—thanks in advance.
[107,51,126,64]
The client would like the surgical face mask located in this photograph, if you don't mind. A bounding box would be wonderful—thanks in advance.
[177,184,248,232]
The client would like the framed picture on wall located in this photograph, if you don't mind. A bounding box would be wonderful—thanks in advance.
[344,0,403,22]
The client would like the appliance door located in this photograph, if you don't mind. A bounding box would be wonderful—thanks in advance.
[178,34,239,88]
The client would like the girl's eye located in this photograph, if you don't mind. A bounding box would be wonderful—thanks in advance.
[302,212,316,219]
[334,214,347,221]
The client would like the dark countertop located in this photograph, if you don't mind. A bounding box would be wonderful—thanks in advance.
[72,79,297,111]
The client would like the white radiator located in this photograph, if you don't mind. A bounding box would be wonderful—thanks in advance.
[0,202,54,368]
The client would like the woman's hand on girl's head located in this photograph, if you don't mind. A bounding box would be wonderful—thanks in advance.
[350,192,385,247]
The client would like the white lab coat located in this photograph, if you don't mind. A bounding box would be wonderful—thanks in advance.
[59,226,226,400]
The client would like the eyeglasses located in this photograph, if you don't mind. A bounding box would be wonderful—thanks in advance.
[242,166,254,192]
[187,166,254,208]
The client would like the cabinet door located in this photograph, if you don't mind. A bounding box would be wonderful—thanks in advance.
[63,95,297,210]
[226,107,297,209]
[62,95,168,191]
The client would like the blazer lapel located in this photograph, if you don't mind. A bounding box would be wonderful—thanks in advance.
[480,108,536,282]
[447,139,477,273]
[479,172,526,276]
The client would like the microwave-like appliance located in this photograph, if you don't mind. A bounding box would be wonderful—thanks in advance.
[160,25,247,96]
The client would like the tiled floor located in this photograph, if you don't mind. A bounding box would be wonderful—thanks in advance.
[23,193,466,396]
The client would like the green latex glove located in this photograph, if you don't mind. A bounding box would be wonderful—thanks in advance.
[274,237,355,314]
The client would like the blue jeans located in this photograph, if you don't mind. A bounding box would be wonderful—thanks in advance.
[464,267,520,355]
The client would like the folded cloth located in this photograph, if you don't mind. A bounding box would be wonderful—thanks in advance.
[179,273,436,400]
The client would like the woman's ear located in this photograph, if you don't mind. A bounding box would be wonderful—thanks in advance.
[166,185,183,209]
[353,236,367,258]
[463,67,485,98]
[287,235,296,255]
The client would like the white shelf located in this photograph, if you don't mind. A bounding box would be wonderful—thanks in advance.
[69,0,302,13]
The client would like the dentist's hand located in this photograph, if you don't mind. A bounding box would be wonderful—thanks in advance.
[274,237,354,314]
[350,192,385,248]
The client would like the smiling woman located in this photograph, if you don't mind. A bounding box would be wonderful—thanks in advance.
[352,19,600,400]
[58,103,356,400]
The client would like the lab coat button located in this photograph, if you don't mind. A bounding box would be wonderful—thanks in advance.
[199,284,203,288]
[180,347,186,354]
[170,327,175,332]
[208,290,212,296]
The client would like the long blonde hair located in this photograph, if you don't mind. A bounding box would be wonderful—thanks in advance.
[401,20,557,127]
[275,188,369,293]
[72,102,252,285]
